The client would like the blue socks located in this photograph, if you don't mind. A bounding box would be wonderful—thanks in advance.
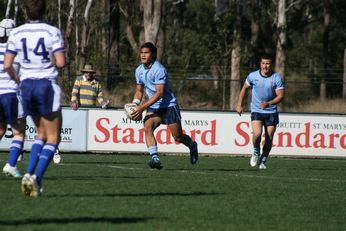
[27,139,45,174]
[8,140,23,167]
[35,144,56,186]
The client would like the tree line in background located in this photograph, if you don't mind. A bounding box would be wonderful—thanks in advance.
[2,0,346,111]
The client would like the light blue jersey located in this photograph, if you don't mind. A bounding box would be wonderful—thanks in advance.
[135,60,177,109]
[246,70,284,113]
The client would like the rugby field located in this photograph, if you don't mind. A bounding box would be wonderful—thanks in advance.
[0,152,345,230]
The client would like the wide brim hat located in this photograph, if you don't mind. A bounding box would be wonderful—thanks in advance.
[81,64,96,73]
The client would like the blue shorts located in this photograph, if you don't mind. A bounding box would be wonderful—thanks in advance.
[0,92,24,124]
[145,105,182,125]
[251,112,279,126]
[20,79,61,116]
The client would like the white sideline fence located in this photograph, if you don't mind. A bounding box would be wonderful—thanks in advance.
[0,108,345,158]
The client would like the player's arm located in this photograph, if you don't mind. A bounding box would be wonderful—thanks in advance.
[130,84,145,120]
[236,82,250,116]
[133,84,144,104]
[132,83,164,120]
[54,51,65,68]
[4,53,20,84]
[260,89,284,109]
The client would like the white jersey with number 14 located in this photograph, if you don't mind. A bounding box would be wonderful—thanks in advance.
[6,21,64,81]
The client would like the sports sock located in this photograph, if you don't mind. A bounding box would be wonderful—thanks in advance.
[8,139,23,166]
[253,147,260,156]
[27,139,45,174]
[35,144,56,186]
[148,146,158,159]
[259,155,268,164]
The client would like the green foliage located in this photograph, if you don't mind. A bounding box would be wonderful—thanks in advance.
[3,0,345,111]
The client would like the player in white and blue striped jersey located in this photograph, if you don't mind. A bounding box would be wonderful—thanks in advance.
[130,42,198,169]
[4,0,65,197]
[0,18,26,178]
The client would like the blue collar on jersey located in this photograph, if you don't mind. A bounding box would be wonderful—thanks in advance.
[259,69,273,78]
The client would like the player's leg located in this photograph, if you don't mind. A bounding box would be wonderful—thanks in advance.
[259,113,279,169]
[21,115,46,196]
[259,125,276,169]
[19,80,46,176]
[166,105,198,164]
[4,118,26,177]
[0,121,14,176]
[1,93,25,177]
[34,111,61,193]
[250,113,264,167]
[0,96,9,139]
[144,112,163,169]
[21,78,60,197]
[26,115,46,175]
[168,121,198,164]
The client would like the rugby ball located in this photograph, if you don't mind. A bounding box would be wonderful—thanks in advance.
[124,103,142,121]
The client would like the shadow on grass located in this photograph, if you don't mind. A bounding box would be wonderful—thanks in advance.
[46,191,223,198]
[45,176,123,181]
[65,161,144,165]
[117,176,147,179]
[0,216,154,226]
[204,168,259,172]
[165,168,258,172]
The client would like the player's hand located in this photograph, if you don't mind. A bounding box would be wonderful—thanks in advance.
[131,105,143,121]
[260,102,270,109]
[71,102,78,110]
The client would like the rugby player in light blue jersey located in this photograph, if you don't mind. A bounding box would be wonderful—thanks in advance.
[130,42,198,169]
[4,0,65,197]
[0,19,26,178]
[237,55,284,170]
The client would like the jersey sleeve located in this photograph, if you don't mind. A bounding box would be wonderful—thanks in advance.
[52,28,65,54]
[275,75,284,90]
[135,67,143,85]
[6,34,17,55]
[245,73,253,86]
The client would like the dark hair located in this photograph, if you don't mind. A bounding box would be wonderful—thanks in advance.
[25,0,46,20]
[260,54,273,62]
[140,42,157,61]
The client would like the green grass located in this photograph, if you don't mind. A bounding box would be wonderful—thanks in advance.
[0,153,346,231]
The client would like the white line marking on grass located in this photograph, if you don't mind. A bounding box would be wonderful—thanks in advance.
[58,162,346,184]
[281,158,346,162]
[176,169,346,183]
[1,158,344,184]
